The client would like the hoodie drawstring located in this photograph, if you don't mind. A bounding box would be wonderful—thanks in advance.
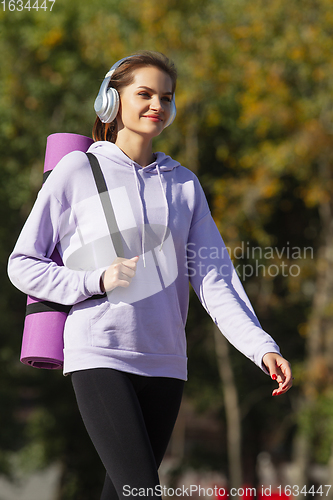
[156,164,169,251]
[132,164,147,267]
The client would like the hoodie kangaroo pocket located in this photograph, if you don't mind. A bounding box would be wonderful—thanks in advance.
[90,284,185,354]
[90,302,138,351]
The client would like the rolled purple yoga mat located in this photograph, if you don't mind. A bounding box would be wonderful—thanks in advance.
[20,133,94,369]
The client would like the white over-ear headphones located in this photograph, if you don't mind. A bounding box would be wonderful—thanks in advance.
[94,56,176,128]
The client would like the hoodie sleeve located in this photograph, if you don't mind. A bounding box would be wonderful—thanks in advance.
[187,177,281,372]
[7,154,104,305]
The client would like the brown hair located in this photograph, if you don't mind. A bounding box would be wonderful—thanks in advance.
[92,51,177,143]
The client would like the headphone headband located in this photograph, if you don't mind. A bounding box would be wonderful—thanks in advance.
[94,56,176,127]
[104,57,131,79]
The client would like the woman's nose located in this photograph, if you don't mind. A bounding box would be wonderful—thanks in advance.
[150,96,163,111]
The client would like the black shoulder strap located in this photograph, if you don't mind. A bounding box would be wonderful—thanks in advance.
[86,152,124,258]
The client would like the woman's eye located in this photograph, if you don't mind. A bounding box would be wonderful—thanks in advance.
[138,92,171,102]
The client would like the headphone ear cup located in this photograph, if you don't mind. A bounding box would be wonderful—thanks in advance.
[164,98,176,128]
[96,87,120,123]
[104,87,120,123]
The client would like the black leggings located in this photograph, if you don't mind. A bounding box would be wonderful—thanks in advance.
[71,368,184,500]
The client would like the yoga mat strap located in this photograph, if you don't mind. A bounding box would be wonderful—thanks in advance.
[86,152,124,258]
[26,300,72,315]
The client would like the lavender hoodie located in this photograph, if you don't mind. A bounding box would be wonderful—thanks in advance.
[8,141,280,378]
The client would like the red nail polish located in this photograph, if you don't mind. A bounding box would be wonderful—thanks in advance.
[272,374,277,380]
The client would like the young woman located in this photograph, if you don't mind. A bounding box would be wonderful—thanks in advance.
[8,51,292,499]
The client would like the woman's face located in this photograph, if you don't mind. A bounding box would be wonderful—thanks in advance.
[116,66,173,139]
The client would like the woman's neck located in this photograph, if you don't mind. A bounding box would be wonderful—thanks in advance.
[115,131,154,167]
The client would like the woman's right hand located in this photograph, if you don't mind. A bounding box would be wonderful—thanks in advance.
[100,256,139,293]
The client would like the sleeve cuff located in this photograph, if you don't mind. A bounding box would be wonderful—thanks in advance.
[84,267,109,296]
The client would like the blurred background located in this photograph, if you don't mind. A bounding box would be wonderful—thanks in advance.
[1,0,333,498]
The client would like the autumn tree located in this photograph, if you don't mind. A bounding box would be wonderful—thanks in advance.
[208,0,333,485]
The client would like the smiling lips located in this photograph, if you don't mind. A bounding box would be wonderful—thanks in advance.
[143,115,163,122]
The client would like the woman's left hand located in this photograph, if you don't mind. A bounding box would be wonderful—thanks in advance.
[262,352,293,396]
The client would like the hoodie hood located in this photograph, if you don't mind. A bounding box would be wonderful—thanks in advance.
[87,141,180,173]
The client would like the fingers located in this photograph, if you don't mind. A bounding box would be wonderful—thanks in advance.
[115,256,138,286]
[272,359,293,396]
[121,255,140,272]
[262,352,293,397]
[102,256,139,292]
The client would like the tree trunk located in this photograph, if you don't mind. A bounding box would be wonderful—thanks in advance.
[213,324,243,496]
[292,155,333,487]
